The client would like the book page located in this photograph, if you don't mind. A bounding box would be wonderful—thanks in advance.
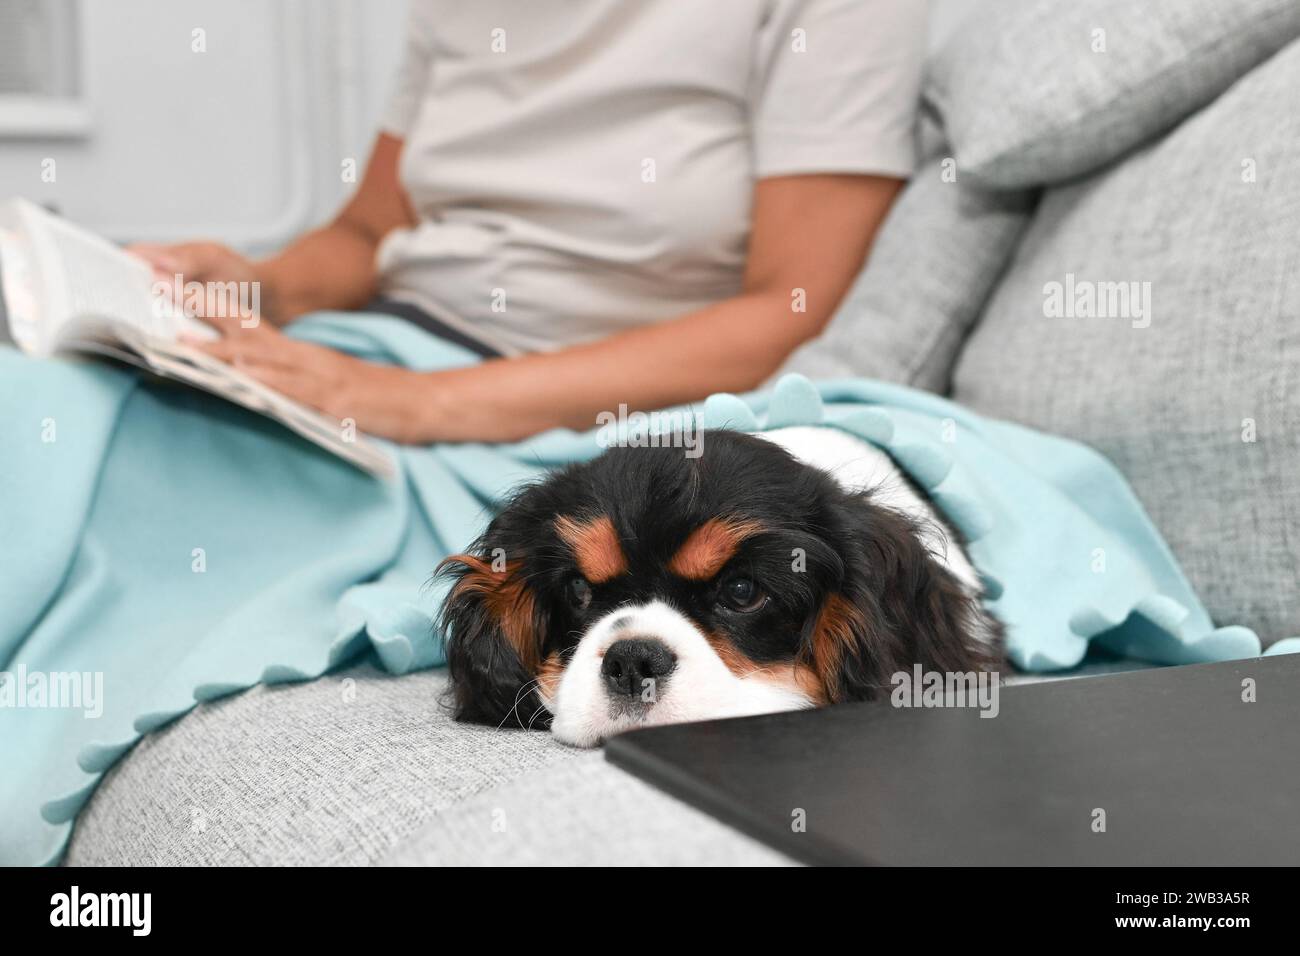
[0,203,55,352]
[0,226,35,349]
[35,208,176,343]
[4,199,214,352]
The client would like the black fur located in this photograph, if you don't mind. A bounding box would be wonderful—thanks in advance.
[437,430,1004,728]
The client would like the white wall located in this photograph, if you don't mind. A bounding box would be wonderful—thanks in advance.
[0,0,408,256]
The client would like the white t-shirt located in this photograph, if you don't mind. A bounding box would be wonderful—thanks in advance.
[376,0,927,355]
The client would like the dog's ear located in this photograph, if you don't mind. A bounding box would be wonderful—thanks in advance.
[802,494,1002,704]
[436,546,550,728]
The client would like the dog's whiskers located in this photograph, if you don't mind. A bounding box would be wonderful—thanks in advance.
[497,677,543,731]
[525,701,549,730]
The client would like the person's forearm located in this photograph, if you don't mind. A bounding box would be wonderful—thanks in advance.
[225,174,898,446]
[411,290,812,443]
[254,221,381,324]
[249,133,411,324]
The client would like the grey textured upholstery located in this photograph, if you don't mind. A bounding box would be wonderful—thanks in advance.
[929,0,1300,188]
[383,753,792,867]
[65,663,790,866]
[777,131,1036,394]
[952,38,1300,645]
[67,665,578,865]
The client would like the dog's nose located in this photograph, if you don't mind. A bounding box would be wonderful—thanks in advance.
[601,638,676,698]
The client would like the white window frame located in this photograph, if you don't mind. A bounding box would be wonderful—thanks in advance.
[0,0,91,138]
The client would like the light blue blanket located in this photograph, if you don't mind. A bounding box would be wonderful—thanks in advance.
[1,312,1294,866]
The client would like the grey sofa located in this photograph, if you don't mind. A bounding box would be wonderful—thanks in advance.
[66,0,1300,865]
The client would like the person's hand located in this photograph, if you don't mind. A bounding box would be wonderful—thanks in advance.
[188,314,435,444]
[130,241,279,323]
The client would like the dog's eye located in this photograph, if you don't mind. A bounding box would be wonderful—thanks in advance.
[567,575,593,611]
[719,575,765,613]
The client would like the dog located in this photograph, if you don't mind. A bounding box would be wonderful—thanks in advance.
[438,426,1003,746]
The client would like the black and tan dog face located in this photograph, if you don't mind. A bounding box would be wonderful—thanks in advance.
[438,429,1000,746]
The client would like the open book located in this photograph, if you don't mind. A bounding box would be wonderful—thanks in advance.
[0,198,393,476]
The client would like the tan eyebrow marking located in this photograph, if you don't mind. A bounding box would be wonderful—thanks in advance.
[667,518,764,581]
[554,514,628,583]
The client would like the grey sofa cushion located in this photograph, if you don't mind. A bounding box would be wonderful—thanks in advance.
[382,752,792,866]
[64,662,784,866]
[65,664,580,865]
[930,0,1300,189]
[951,37,1300,646]
[778,116,1036,394]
